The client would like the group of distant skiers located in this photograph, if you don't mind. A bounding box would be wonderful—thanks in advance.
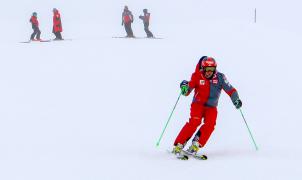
[29,8,63,41]
[29,6,154,40]
[122,6,154,38]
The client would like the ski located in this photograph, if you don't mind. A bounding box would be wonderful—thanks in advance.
[177,154,189,160]
[167,148,207,160]
[149,37,163,39]
[19,40,51,43]
[52,38,72,41]
[19,38,72,43]
[167,149,189,160]
[133,37,163,39]
[183,150,208,160]
[40,40,51,42]
[166,149,189,160]
[112,36,163,39]
[112,36,136,39]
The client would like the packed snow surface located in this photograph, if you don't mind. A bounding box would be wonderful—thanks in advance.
[0,0,301,179]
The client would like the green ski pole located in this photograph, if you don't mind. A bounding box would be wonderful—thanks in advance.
[239,108,259,151]
[156,92,182,147]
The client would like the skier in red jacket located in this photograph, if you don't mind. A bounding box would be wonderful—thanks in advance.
[121,6,134,37]
[172,56,242,158]
[52,8,63,40]
[29,12,41,41]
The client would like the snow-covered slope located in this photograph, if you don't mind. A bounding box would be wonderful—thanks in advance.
[0,0,302,179]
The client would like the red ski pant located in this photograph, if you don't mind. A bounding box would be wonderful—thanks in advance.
[174,102,217,147]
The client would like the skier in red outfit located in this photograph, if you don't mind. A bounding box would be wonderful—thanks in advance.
[29,12,41,41]
[172,56,242,158]
[52,8,63,40]
[121,6,134,37]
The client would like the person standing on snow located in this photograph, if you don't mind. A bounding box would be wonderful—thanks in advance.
[139,9,154,38]
[29,12,41,41]
[52,8,63,40]
[121,6,134,37]
[172,56,242,158]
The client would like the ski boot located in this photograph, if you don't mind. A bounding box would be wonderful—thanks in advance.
[186,141,200,155]
[172,143,188,160]
[185,141,208,160]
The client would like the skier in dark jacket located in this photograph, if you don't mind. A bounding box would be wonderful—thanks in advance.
[29,12,41,41]
[52,8,63,40]
[139,9,154,38]
[172,56,242,159]
[121,6,134,37]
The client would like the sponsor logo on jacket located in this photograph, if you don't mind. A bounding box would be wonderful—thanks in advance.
[212,80,218,84]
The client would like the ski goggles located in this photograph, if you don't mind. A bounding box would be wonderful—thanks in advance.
[204,67,216,72]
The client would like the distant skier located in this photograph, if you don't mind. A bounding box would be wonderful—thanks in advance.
[139,9,154,38]
[29,12,41,41]
[52,8,63,40]
[172,56,242,159]
[121,6,134,38]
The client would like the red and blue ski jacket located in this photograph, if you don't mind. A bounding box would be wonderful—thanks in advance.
[30,16,39,29]
[186,69,239,107]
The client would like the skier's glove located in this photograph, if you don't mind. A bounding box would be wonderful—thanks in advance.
[180,80,189,96]
[233,99,242,109]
